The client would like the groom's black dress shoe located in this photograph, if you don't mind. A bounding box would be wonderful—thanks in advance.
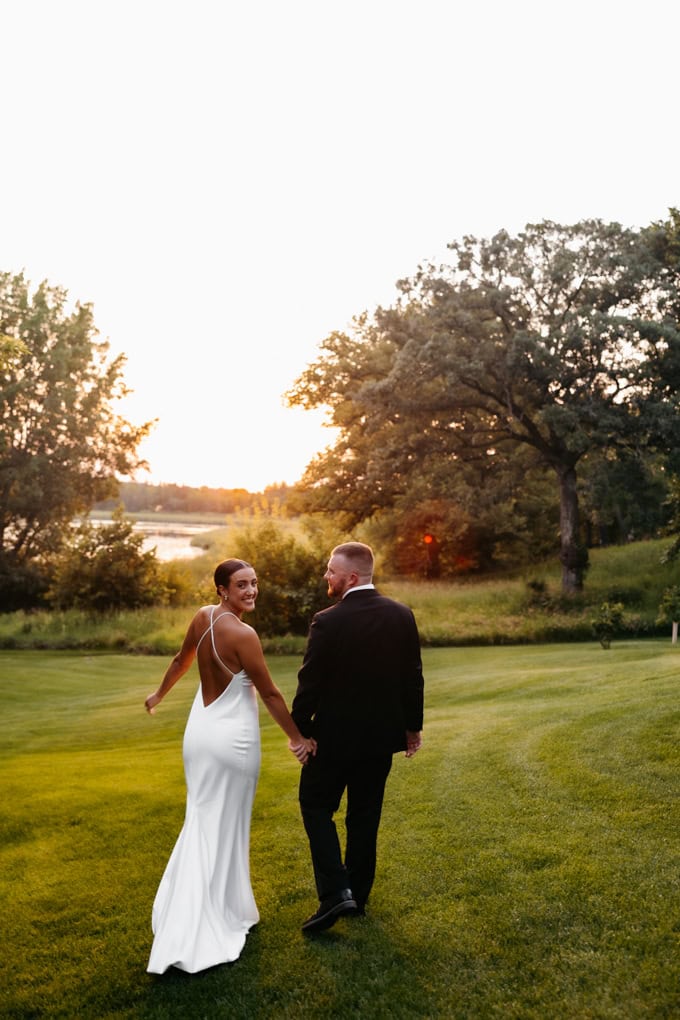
[301,889,357,934]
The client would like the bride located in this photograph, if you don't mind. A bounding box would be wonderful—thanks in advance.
[144,558,315,974]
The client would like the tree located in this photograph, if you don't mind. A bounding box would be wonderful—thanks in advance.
[367,441,560,576]
[287,220,680,592]
[578,451,669,546]
[660,475,680,565]
[47,506,166,612]
[0,272,153,607]
[656,585,680,644]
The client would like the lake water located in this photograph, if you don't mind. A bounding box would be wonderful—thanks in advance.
[133,522,215,561]
[87,518,217,560]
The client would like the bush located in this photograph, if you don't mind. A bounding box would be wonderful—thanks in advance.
[591,601,625,649]
[157,560,197,607]
[656,584,680,626]
[46,506,168,613]
[0,556,49,611]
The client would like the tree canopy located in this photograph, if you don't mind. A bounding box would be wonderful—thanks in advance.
[0,271,152,607]
[287,218,680,591]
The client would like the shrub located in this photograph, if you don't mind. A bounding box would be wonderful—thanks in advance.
[46,506,168,613]
[157,560,196,607]
[0,556,49,611]
[656,584,680,626]
[591,601,625,649]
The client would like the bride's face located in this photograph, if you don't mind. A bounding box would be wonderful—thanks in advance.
[228,567,259,613]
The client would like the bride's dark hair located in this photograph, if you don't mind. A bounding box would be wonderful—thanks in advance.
[214,558,252,592]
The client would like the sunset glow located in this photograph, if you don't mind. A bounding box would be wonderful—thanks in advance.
[2,0,678,491]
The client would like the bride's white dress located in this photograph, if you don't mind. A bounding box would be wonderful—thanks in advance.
[147,610,261,974]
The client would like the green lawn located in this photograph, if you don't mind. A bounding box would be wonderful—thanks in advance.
[1,643,679,1018]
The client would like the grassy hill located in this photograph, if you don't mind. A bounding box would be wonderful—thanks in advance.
[386,537,680,647]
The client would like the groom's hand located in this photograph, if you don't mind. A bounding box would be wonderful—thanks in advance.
[405,730,422,757]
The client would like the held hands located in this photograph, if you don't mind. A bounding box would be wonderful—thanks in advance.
[288,736,317,765]
[405,730,422,758]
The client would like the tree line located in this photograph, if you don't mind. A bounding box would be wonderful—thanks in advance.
[2,211,680,612]
[96,481,293,516]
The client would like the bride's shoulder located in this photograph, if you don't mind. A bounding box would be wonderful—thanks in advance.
[192,604,218,627]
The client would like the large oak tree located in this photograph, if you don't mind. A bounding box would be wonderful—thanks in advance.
[287,219,680,592]
[0,271,153,607]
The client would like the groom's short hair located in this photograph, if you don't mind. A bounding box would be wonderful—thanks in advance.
[332,542,374,581]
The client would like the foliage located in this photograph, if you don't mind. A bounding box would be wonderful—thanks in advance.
[356,448,561,579]
[0,556,50,611]
[3,538,679,651]
[98,479,295,514]
[578,451,670,547]
[287,218,680,593]
[156,559,197,608]
[660,474,680,564]
[46,506,167,613]
[368,499,492,578]
[591,601,625,649]
[1,644,679,1018]
[0,333,28,367]
[0,271,152,608]
[648,206,680,322]
[656,584,680,625]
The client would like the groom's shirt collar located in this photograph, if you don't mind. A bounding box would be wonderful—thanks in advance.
[342,583,375,599]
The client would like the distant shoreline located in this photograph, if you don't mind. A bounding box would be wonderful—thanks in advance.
[88,508,228,526]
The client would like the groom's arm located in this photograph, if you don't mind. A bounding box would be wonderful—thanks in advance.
[291,613,331,735]
[402,609,424,732]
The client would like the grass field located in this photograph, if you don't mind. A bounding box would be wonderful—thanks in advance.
[2,642,679,1018]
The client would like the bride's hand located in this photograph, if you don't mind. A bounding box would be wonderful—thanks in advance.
[288,739,307,763]
[145,692,161,714]
[289,737,316,764]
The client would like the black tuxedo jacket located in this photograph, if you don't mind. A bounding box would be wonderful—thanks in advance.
[291,588,424,760]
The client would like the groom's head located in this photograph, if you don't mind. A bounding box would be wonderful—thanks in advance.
[324,542,374,599]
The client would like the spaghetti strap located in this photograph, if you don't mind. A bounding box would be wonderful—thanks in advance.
[195,606,238,678]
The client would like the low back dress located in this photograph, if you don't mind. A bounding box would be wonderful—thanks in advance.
[147,607,261,974]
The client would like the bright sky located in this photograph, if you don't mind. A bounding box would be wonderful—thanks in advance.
[2,0,678,491]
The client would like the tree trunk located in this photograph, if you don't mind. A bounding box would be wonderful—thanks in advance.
[558,465,587,593]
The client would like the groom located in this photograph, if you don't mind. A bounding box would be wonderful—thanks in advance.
[291,541,424,933]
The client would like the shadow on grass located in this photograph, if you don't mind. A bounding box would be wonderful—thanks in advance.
[83,913,435,1020]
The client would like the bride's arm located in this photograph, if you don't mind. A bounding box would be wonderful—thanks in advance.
[236,626,316,762]
[144,614,199,714]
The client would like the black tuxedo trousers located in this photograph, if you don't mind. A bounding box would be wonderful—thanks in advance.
[299,751,393,905]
